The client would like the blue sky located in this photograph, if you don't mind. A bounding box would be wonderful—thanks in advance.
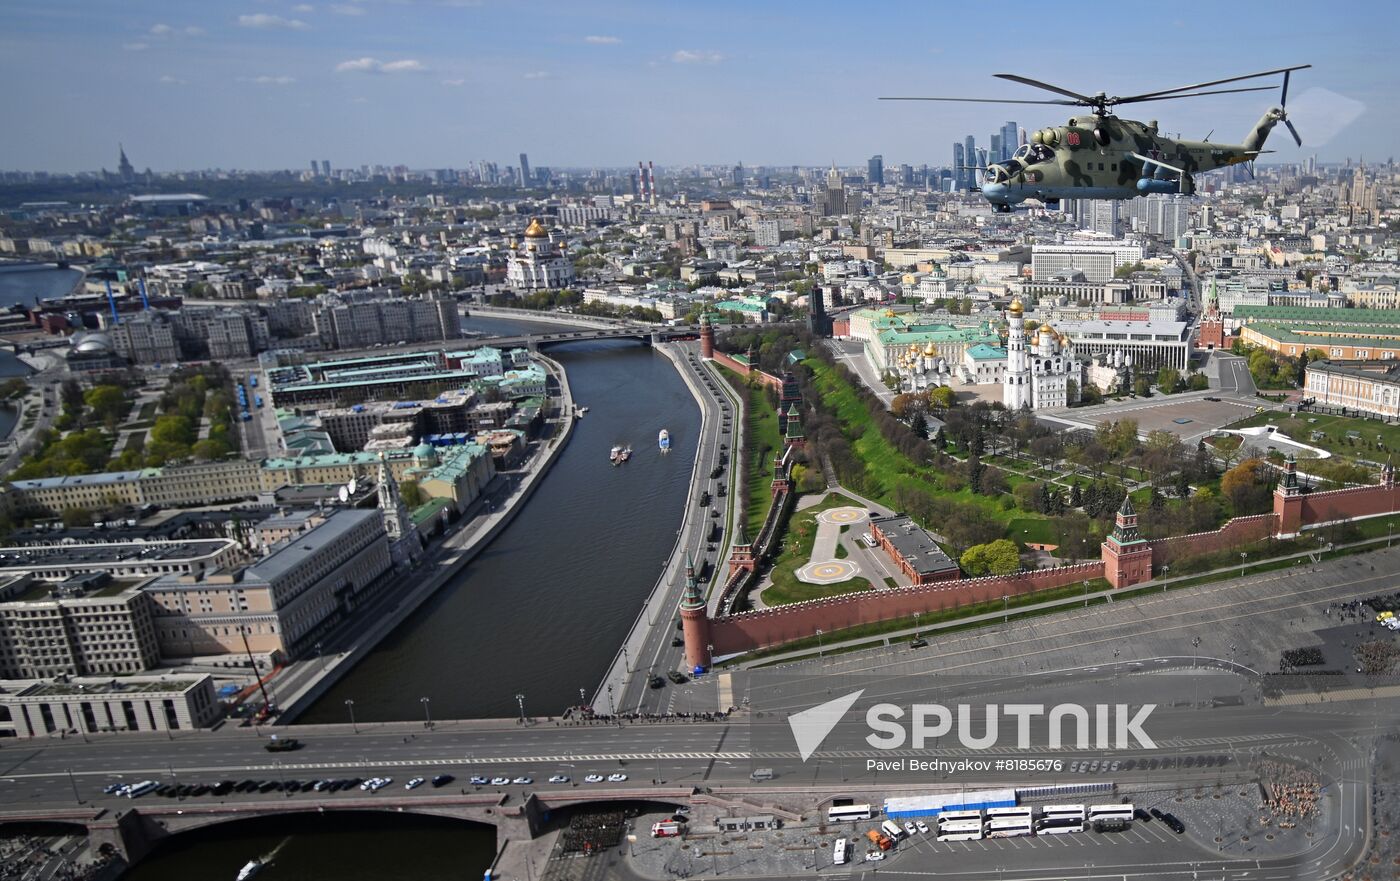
[2,0,1397,173]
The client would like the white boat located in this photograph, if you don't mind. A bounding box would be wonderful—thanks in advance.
[609,445,623,464]
[658,429,670,452]
[617,446,632,464]
[236,859,263,881]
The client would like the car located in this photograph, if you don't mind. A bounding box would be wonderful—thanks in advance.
[490,777,511,786]
[674,807,691,815]
[431,775,454,788]
[607,773,628,782]
[548,775,570,784]
[1149,807,1166,820]
[671,814,689,823]
[1068,760,1080,772]
[1162,813,1185,834]
[903,822,917,836]
[283,780,301,792]
[312,780,332,792]
[1108,760,1121,772]
[470,776,490,786]
[512,776,533,785]
[346,778,363,790]
[103,783,124,795]
[649,675,666,689]
[1121,759,1136,771]
[359,779,376,791]
[1087,760,1100,772]
[376,777,393,790]
[914,820,929,834]
[584,774,605,783]
[405,777,426,790]
[667,671,688,684]
[1181,756,1194,768]
[864,851,884,862]
[1134,808,1152,822]
[671,637,684,647]
[910,638,928,649]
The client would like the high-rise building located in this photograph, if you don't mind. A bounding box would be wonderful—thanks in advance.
[964,136,976,184]
[952,142,965,190]
[310,160,319,176]
[1001,121,1019,161]
[989,134,1002,165]
[322,159,332,177]
[867,154,884,186]
[824,163,845,216]
[117,144,135,183]
[518,152,531,187]
[899,164,913,187]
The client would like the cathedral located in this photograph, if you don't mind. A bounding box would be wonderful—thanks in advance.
[506,218,574,291]
[1003,298,1082,410]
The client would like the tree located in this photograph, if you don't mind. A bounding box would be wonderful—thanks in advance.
[400,479,429,508]
[928,386,956,410]
[84,385,127,431]
[1220,458,1272,515]
[909,412,928,440]
[1133,376,1153,397]
[1069,483,1083,508]
[60,378,84,414]
[61,506,93,528]
[1187,373,1210,391]
[960,539,1021,577]
[1156,367,1180,395]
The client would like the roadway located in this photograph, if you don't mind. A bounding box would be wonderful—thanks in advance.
[599,340,735,718]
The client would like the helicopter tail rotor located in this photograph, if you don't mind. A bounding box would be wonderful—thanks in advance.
[1279,69,1303,147]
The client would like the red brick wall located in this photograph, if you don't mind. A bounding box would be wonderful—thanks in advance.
[709,562,1104,654]
[710,351,782,390]
[1144,514,1278,566]
[1300,483,1400,527]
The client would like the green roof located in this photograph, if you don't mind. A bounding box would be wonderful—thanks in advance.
[1234,305,1400,326]
[411,497,454,525]
[1244,323,1400,351]
[965,343,1008,360]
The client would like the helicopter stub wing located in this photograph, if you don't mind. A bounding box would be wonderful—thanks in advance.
[1129,152,1186,175]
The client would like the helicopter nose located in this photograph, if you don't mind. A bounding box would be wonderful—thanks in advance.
[985,164,1009,184]
[981,181,1007,200]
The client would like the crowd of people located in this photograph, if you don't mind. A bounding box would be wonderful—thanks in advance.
[559,706,734,725]
[1258,760,1322,822]
[0,833,117,881]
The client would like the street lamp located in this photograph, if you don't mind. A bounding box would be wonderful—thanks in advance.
[607,684,615,715]
[1083,580,1090,608]
[815,628,824,662]
[345,699,357,734]
[515,693,527,725]
[622,645,631,673]
[578,687,586,707]
[1239,551,1246,578]
[1002,594,1010,623]
[421,697,432,729]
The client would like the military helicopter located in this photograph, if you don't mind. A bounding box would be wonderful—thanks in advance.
[882,65,1309,211]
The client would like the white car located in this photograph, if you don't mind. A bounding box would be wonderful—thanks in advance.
[512,776,533,785]
[903,822,917,836]
[490,776,510,786]
[865,851,885,862]
[373,777,392,790]
[914,820,929,834]
[405,777,425,790]
[547,775,570,784]
[607,773,628,783]
[584,774,605,783]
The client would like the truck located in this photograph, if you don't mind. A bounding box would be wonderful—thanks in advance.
[864,829,893,851]
[264,735,301,752]
[651,821,682,838]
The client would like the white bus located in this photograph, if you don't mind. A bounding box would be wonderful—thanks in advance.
[984,807,1034,838]
[1036,804,1086,835]
[936,809,983,825]
[1088,804,1134,823]
[827,804,873,823]
[881,820,905,841]
[125,780,159,799]
[833,837,849,865]
[936,819,984,841]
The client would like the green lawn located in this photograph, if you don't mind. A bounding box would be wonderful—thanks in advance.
[138,401,158,420]
[1008,518,1062,546]
[759,493,871,606]
[718,365,785,537]
[1224,411,1400,464]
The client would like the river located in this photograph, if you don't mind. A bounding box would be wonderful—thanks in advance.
[300,314,701,721]
[0,266,74,432]
[122,313,699,878]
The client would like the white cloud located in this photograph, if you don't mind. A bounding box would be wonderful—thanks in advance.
[122,42,149,52]
[330,3,367,14]
[159,75,186,85]
[335,57,426,74]
[672,49,723,64]
[292,3,315,11]
[150,23,174,36]
[239,75,297,85]
[441,78,466,87]
[522,70,550,80]
[238,13,309,30]
[584,35,621,44]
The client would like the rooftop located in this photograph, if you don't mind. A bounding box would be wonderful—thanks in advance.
[869,514,960,577]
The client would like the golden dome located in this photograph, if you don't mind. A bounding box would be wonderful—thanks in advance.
[884,308,896,318]
[1038,326,1056,342]
[922,342,936,356]
[1007,298,1024,315]
[523,218,549,238]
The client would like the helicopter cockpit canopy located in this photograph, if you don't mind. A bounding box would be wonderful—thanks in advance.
[986,143,1054,183]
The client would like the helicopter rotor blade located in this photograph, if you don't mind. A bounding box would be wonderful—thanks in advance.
[992,74,1099,105]
[879,96,1079,106]
[1113,85,1275,105]
[1281,70,1292,107]
[1285,118,1303,147]
[1114,64,1311,103]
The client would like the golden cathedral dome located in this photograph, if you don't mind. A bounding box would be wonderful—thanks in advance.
[523,218,549,238]
[1007,298,1024,315]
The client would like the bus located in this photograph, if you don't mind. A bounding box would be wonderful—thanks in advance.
[827,804,874,823]
[833,837,849,865]
[984,807,1034,839]
[1036,805,1086,835]
[936,819,984,842]
[881,820,905,841]
[125,780,159,798]
[937,810,983,825]
[1088,804,1134,824]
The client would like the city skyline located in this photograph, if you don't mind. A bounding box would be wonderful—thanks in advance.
[1,0,1397,173]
